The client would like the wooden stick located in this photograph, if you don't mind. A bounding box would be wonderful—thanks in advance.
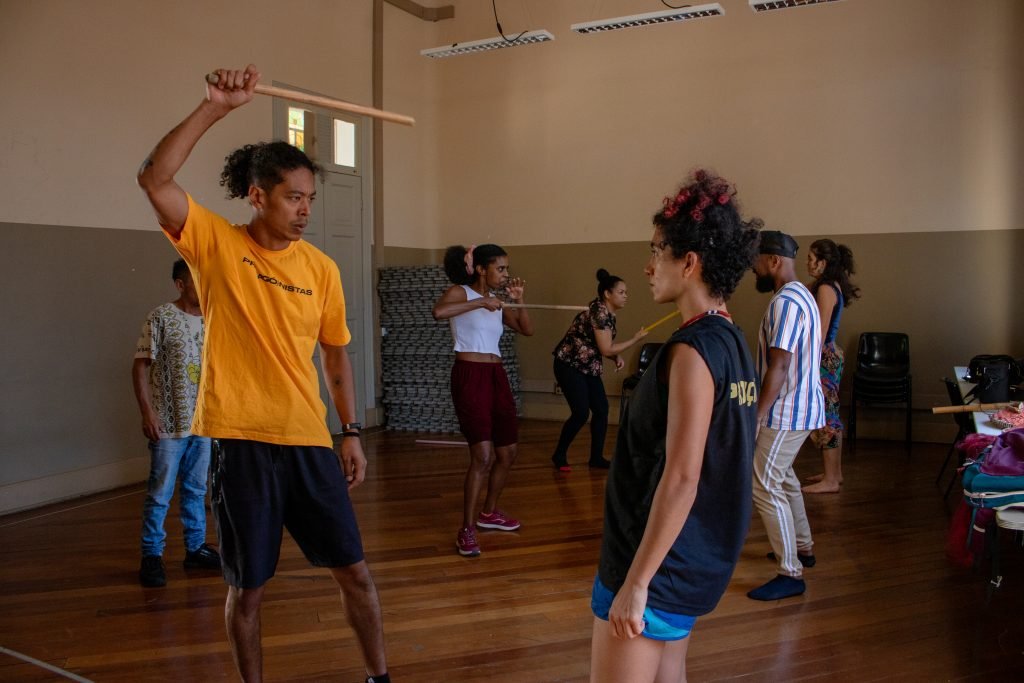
[932,402,1018,414]
[205,74,415,127]
[642,310,680,332]
[414,439,468,447]
[504,303,587,311]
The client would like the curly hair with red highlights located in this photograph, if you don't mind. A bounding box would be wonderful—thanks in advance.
[652,168,762,300]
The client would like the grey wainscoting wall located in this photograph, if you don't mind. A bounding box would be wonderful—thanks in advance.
[2,223,179,513]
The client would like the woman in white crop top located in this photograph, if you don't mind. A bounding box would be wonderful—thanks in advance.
[432,244,533,558]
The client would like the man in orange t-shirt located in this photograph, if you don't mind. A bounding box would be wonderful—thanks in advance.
[137,64,389,683]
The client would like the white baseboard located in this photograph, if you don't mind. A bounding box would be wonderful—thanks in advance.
[0,457,149,515]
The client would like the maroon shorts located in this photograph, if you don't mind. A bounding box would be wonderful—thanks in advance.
[451,360,518,447]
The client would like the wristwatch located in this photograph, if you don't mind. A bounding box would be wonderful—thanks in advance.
[342,422,362,432]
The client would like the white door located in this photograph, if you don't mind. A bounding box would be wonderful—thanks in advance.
[273,90,374,432]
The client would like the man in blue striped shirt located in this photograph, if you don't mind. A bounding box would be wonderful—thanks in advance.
[748,231,825,601]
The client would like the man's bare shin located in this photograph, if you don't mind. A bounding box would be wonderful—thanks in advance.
[226,585,265,682]
[331,562,388,676]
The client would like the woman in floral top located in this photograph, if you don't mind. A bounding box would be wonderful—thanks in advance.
[551,269,648,471]
[802,239,860,494]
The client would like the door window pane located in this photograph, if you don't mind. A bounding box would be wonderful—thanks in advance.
[334,119,356,168]
[288,107,308,151]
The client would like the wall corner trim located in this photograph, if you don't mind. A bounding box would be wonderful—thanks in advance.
[384,0,454,22]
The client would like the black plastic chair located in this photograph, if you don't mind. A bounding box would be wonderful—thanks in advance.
[618,342,663,423]
[935,377,974,499]
[848,332,912,445]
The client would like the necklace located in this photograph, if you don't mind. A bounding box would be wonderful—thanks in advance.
[679,309,731,329]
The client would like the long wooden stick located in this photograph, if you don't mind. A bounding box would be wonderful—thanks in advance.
[504,303,587,311]
[932,402,1018,414]
[642,310,680,332]
[205,74,415,126]
[414,439,468,447]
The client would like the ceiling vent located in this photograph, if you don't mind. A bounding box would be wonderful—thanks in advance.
[420,30,554,58]
[749,0,844,12]
[570,3,724,35]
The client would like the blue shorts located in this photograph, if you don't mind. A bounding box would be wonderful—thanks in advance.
[591,575,696,642]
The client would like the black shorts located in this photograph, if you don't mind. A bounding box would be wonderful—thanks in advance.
[211,439,365,589]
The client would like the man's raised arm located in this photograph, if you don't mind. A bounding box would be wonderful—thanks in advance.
[136,65,260,237]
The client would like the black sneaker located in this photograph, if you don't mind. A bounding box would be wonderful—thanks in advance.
[139,555,167,587]
[183,543,221,570]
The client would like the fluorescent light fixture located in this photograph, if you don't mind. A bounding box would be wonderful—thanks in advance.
[749,0,843,12]
[420,30,554,58]
[570,3,724,35]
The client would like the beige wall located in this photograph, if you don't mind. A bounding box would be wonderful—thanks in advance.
[2,0,1020,239]
[424,0,1022,245]
[381,3,445,249]
[0,0,374,231]
[385,0,1023,441]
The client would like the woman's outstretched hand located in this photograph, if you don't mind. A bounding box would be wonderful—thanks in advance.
[503,277,526,302]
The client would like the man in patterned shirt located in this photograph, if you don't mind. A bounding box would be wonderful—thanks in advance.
[748,231,825,601]
[132,258,221,587]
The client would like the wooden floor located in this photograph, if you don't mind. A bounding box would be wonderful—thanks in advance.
[2,420,1023,682]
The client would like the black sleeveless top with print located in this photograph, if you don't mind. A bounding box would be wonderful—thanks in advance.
[598,315,758,615]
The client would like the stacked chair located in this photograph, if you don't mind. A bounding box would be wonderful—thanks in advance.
[848,332,912,445]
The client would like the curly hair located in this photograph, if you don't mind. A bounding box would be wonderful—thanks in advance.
[595,268,623,300]
[219,141,322,199]
[442,243,508,285]
[809,239,861,307]
[652,169,761,300]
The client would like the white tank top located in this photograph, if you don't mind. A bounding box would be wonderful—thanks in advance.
[450,285,503,356]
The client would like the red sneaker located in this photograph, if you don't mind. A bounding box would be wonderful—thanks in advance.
[457,527,481,557]
[476,509,521,531]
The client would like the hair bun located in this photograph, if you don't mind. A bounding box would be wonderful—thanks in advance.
[596,268,609,282]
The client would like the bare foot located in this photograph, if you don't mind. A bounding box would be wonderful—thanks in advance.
[803,480,841,494]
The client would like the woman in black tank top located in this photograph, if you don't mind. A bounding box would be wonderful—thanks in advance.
[591,170,761,683]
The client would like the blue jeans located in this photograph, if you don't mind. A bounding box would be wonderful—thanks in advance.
[141,435,212,556]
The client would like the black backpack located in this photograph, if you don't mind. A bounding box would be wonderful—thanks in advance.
[965,355,1022,403]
